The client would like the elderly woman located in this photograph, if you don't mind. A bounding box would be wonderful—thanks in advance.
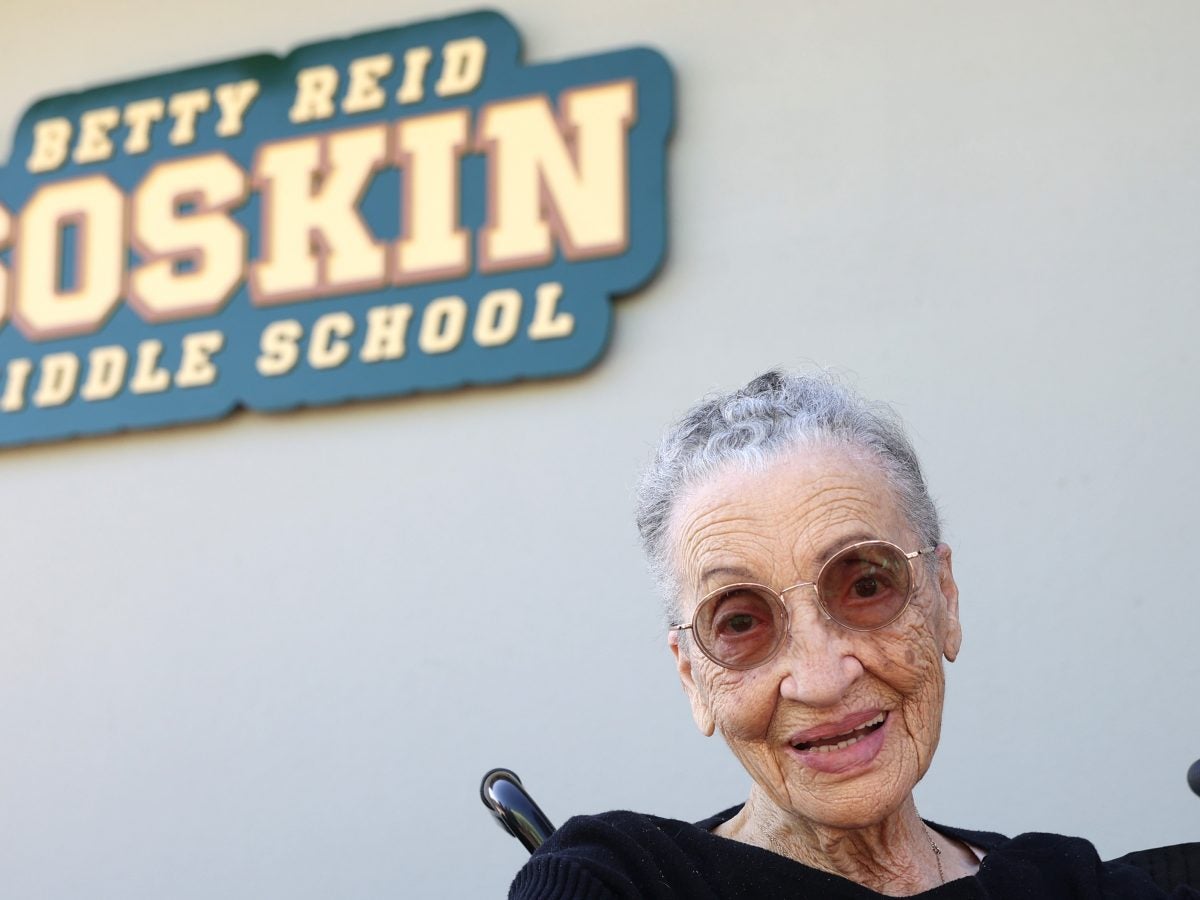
[509,370,1197,899]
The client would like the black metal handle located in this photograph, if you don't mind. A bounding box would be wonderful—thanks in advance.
[1188,759,1200,798]
[480,768,557,854]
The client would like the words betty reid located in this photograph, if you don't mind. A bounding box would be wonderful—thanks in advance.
[0,11,673,448]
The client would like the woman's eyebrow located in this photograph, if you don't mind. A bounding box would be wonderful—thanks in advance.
[696,532,880,588]
[811,531,877,567]
[698,564,757,586]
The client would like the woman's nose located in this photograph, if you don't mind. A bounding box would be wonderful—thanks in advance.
[776,617,865,707]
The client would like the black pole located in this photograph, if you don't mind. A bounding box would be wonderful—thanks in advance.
[480,768,557,854]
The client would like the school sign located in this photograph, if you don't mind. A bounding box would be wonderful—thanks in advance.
[0,11,672,448]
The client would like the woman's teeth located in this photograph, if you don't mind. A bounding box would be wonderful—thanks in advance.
[795,712,886,752]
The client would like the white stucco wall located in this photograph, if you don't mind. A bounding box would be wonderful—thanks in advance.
[1,2,1196,897]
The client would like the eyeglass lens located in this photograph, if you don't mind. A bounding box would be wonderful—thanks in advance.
[692,542,914,669]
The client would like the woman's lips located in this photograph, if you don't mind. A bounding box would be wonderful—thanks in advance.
[787,711,890,775]
[789,708,886,746]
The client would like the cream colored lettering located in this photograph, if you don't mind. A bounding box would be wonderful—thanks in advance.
[473,288,521,347]
[32,351,79,408]
[248,282,569,375]
[394,109,470,282]
[73,107,121,165]
[129,339,171,394]
[14,175,127,340]
[396,46,433,104]
[168,89,212,146]
[417,295,468,354]
[527,281,573,340]
[130,153,248,322]
[479,81,635,271]
[289,65,339,123]
[434,37,487,97]
[256,319,303,376]
[1,358,33,412]
[213,80,261,137]
[308,311,355,369]
[79,345,128,400]
[360,303,413,362]
[123,98,166,154]
[175,330,225,387]
[343,54,394,114]
[251,125,389,303]
[29,81,263,171]
[79,345,128,401]
[27,118,72,174]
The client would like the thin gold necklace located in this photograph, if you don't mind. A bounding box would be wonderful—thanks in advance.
[925,825,945,885]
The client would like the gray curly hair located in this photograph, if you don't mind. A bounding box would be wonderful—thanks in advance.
[634,369,942,624]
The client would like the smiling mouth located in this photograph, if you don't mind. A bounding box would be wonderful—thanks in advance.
[793,712,887,753]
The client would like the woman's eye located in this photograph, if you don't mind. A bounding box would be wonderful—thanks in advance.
[712,602,766,637]
[703,586,777,642]
[725,613,755,633]
[853,577,879,598]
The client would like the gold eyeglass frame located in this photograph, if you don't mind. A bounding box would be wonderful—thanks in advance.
[670,540,937,670]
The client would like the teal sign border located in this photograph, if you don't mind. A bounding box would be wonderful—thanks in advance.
[0,11,673,448]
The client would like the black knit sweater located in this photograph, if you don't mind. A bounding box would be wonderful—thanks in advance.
[509,806,1198,898]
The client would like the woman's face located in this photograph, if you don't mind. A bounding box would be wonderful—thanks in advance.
[668,446,961,830]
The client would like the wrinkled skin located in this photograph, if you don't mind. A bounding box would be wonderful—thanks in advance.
[667,446,972,894]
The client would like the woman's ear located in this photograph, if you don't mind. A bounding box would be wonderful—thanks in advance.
[668,630,715,736]
[935,543,962,662]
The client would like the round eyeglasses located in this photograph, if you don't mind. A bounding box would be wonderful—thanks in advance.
[670,540,936,670]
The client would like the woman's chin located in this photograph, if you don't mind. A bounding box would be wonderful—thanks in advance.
[767,715,918,829]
